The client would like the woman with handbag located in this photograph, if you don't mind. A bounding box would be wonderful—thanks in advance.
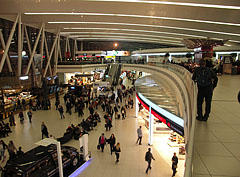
[171,152,178,177]
[114,142,121,163]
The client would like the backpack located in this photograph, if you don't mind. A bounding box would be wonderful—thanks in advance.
[145,152,150,161]
[196,68,212,87]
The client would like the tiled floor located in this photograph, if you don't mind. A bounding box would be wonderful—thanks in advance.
[193,75,240,177]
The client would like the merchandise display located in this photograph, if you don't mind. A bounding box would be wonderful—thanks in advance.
[168,131,185,147]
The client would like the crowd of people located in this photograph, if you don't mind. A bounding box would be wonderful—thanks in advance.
[0,75,180,176]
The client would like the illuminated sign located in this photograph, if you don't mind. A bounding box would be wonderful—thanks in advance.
[106,51,130,56]
[19,76,29,80]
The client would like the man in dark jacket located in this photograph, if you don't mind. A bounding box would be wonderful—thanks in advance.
[41,121,49,139]
[192,59,218,121]
[145,148,155,174]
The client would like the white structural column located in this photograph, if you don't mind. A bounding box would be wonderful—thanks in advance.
[53,35,59,75]
[135,96,139,118]
[40,24,45,73]
[56,141,64,177]
[67,37,71,53]
[43,30,60,77]
[17,13,22,76]
[0,30,13,72]
[80,41,83,51]
[58,36,62,61]
[148,106,153,146]
[25,23,44,75]
[65,37,68,55]
[0,14,19,72]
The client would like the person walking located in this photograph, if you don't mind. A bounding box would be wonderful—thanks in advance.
[171,152,178,177]
[192,59,218,121]
[27,110,33,123]
[121,106,126,120]
[136,126,142,145]
[98,133,106,152]
[106,117,112,131]
[145,148,155,174]
[109,134,116,155]
[41,121,49,139]
[114,142,121,163]
[55,99,60,110]
[58,105,65,119]
[19,111,24,123]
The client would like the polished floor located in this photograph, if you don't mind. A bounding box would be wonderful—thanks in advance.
[0,82,179,177]
[193,75,240,177]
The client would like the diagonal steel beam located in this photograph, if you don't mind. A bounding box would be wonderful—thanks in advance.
[44,33,52,76]
[24,25,36,74]
[18,14,22,76]
[0,30,13,72]
[40,24,45,73]
[58,36,62,61]
[25,23,44,75]
[43,30,60,77]
[0,14,19,72]
[54,34,60,75]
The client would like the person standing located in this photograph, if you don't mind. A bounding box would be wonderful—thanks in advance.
[136,126,142,145]
[114,142,121,163]
[192,59,218,121]
[0,140,7,162]
[145,148,155,174]
[9,112,16,126]
[41,121,49,139]
[8,140,17,160]
[171,152,178,177]
[17,147,24,157]
[27,110,33,123]
[109,134,116,155]
[98,133,106,152]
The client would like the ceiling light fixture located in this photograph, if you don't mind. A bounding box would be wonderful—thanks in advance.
[85,0,240,10]
[50,21,240,37]
[63,27,205,38]
[77,35,182,43]
[70,35,182,43]
[76,37,184,46]
[64,32,182,40]
[25,12,240,27]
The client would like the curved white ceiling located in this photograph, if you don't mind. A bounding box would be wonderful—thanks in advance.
[0,0,240,47]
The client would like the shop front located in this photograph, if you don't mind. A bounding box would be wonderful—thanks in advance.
[135,75,185,177]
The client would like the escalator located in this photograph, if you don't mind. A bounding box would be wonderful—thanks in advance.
[113,63,122,86]
[103,63,121,86]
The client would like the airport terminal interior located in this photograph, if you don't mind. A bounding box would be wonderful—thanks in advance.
[0,1,240,177]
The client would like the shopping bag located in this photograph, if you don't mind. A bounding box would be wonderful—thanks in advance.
[97,144,100,150]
